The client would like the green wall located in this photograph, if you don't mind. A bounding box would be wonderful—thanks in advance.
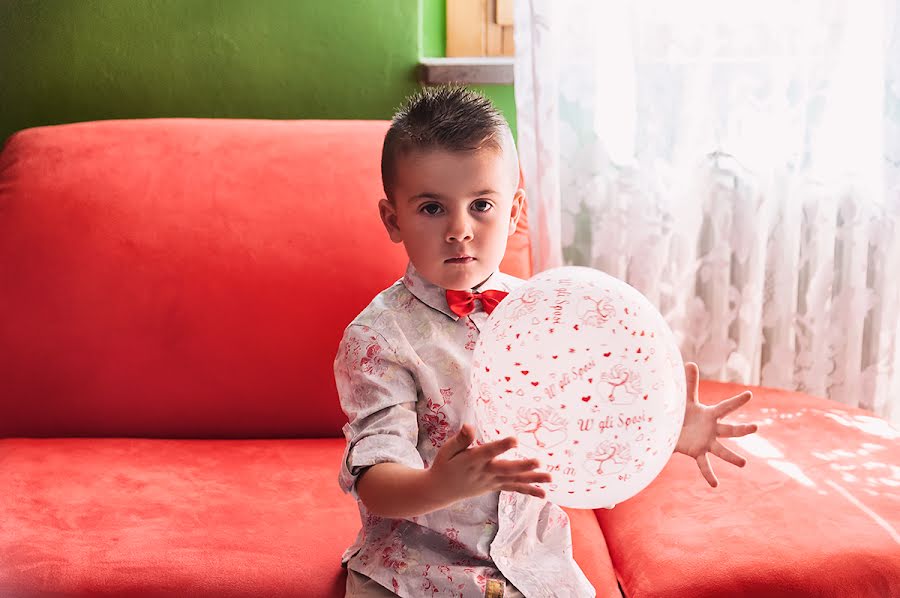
[0,0,516,143]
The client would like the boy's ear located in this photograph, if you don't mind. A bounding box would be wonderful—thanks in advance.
[508,188,525,237]
[378,198,404,244]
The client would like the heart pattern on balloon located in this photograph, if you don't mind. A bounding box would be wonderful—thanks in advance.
[471,266,685,509]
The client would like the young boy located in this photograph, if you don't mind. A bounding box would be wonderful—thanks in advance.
[335,87,758,598]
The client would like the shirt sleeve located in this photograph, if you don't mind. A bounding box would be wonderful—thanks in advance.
[334,323,424,500]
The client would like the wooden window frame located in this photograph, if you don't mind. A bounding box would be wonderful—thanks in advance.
[419,0,515,86]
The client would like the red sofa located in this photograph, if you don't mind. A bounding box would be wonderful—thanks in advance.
[1,119,897,598]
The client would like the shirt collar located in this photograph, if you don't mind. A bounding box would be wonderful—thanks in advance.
[401,262,509,321]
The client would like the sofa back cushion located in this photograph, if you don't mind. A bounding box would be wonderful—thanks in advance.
[0,119,532,438]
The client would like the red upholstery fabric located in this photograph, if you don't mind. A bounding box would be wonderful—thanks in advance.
[0,437,617,598]
[0,119,532,439]
[0,438,356,597]
[596,382,900,598]
[0,119,563,598]
[564,508,622,598]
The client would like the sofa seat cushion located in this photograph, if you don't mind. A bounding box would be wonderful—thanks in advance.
[1,437,619,597]
[1,438,357,597]
[563,507,622,598]
[595,382,900,598]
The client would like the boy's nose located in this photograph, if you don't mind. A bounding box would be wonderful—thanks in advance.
[446,215,474,243]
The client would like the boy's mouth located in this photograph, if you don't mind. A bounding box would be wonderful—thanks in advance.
[445,256,475,264]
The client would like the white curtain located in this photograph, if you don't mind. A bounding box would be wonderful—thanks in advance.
[514,0,900,424]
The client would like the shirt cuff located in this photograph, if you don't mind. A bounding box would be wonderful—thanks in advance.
[339,430,425,500]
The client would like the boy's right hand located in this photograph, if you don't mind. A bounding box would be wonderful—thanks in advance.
[427,424,552,501]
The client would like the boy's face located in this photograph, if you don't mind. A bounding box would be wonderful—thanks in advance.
[379,146,524,291]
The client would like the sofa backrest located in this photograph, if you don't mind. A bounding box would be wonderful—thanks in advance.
[0,119,532,438]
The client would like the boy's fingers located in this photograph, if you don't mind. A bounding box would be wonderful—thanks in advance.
[469,436,518,462]
[442,424,475,459]
[499,472,552,485]
[713,391,752,418]
[711,440,747,468]
[487,458,541,475]
[717,422,758,438]
[697,453,718,487]
[501,483,546,499]
[684,362,700,399]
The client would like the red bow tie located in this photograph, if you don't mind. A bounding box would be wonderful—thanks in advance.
[445,289,509,318]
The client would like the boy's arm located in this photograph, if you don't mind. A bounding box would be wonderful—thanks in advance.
[357,425,549,518]
[335,324,547,519]
[355,463,439,518]
[335,325,425,509]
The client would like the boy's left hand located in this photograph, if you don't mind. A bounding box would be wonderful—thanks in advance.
[675,362,758,487]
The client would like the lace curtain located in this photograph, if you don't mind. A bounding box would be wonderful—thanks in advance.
[514,0,900,424]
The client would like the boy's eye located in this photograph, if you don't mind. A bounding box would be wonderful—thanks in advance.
[420,203,443,215]
[472,200,493,213]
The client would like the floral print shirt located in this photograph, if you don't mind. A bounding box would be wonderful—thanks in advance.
[335,263,595,597]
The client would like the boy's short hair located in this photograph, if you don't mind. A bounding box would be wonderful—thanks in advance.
[381,85,517,200]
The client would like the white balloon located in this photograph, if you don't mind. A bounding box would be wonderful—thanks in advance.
[471,266,685,508]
